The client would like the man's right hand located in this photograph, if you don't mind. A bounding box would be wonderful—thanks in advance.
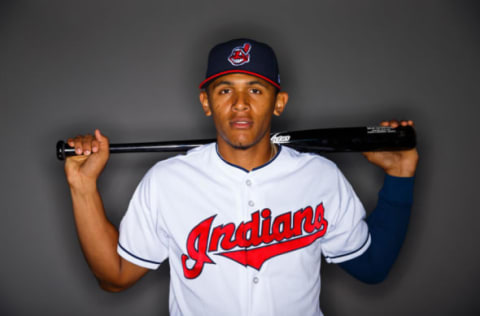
[63,129,149,291]
[64,129,110,189]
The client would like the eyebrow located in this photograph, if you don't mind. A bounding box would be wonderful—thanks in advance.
[211,80,269,89]
[211,80,233,89]
[247,80,269,88]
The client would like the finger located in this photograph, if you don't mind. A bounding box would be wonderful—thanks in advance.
[91,138,99,153]
[389,120,399,128]
[399,120,414,127]
[380,121,389,127]
[74,135,85,155]
[82,134,94,155]
[67,137,74,147]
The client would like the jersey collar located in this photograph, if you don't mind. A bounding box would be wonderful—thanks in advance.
[214,143,283,174]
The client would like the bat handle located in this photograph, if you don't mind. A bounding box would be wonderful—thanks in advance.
[56,140,79,160]
[56,140,67,161]
[55,139,210,160]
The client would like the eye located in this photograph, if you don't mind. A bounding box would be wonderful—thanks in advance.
[250,88,261,94]
[219,88,231,94]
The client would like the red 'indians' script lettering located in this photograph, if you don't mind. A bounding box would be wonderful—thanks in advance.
[181,203,328,279]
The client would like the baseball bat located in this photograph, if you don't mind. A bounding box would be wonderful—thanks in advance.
[56,125,416,161]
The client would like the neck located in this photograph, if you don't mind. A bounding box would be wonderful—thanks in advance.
[217,137,277,171]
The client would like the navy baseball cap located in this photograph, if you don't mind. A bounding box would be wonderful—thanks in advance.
[199,38,281,90]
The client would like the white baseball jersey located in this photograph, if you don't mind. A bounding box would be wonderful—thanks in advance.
[118,143,370,316]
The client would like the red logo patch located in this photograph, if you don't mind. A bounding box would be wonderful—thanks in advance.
[181,203,329,279]
[228,42,251,66]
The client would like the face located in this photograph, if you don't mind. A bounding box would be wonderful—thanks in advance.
[199,73,288,150]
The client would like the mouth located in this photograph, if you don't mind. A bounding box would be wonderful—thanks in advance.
[230,118,253,129]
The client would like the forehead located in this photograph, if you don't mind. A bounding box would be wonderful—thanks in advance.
[209,73,274,88]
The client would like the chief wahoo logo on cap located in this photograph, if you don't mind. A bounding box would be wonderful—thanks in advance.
[228,42,251,66]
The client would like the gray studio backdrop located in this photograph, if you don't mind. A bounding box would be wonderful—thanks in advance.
[1,1,479,315]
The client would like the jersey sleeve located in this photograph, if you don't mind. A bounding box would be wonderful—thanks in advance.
[338,175,415,283]
[117,166,169,270]
[321,167,370,264]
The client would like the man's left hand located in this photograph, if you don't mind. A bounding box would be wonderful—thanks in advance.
[362,120,419,177]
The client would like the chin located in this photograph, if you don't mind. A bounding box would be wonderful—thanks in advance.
[236,138,267,150]
[223,136,256,150]
[227,140,253,150]
[231,143,253,150]
[220,128,268,150]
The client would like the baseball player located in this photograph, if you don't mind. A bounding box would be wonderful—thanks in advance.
[64,39,418,316]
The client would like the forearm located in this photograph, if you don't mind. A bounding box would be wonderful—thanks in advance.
[69,184,123,285]
[339,175,414,283]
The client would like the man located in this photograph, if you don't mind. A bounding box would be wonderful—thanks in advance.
[64,39,418,315]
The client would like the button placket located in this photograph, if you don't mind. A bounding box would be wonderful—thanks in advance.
[245,176,255,209]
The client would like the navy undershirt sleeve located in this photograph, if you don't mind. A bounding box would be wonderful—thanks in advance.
[338,174,415,284]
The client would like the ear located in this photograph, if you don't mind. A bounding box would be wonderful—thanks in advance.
[199,91,212,116]
[273,91,288,116]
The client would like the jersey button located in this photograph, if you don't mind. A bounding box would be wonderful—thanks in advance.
[253,277,259,284]
[248,200,255,207]
[246,179,252,186]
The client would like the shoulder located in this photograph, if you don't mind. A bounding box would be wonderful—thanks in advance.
[144,143,215,180]
[280,145,340,174]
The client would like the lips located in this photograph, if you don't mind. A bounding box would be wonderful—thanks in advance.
[230,117,253,129]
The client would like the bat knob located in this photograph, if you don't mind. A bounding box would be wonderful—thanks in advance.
[56,140,66,161]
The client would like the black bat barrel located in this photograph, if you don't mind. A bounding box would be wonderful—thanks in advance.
[274,126,416,153]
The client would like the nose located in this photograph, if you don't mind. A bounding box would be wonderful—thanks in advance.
[232,91,249,112]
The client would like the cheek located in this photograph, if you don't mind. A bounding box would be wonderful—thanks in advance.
[254,102,276,120]
[210,108,230,128]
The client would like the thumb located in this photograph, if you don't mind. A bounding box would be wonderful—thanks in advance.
[94,129,109,152]
[95,129,107,142]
